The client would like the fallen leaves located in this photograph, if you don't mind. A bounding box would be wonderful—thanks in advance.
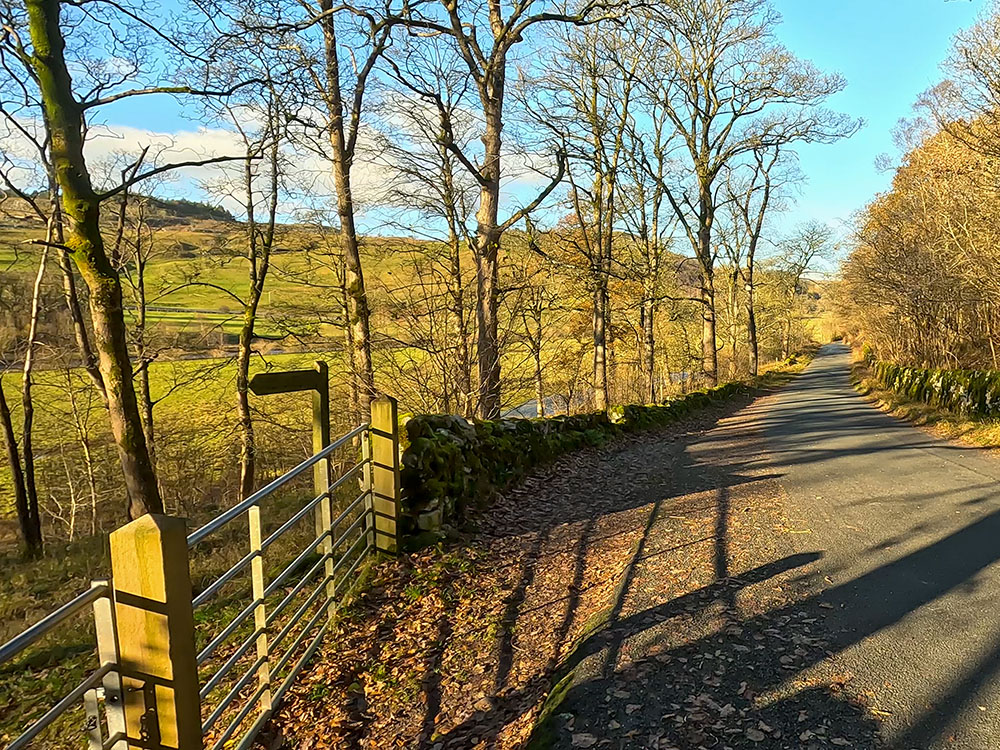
[261,396,885,750]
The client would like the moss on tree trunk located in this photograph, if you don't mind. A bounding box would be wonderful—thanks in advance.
[26,0,163,518]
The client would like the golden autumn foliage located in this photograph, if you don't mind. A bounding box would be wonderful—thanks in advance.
[841,127,1000,368]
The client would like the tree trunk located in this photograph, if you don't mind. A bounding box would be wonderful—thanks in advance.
[65,375,100,535]
[698,188,718,385]
[700,272,718,386]
[473,203,502,419]
[339,260,360,421]
[27,0,162,519]
[472,64,505,420]
[134,256,157,486]
[445,214,472,418]
[51,191,105,400]
[320,6,375,413]
[332,163,375,411]
[642,295,656,403]
[0,381,42,558]
[20,247,47,557]
[534,351,545,418]
[728,269,739,380]
[237,138,277,501]
[746,263,759,377]
[782,300,793,359]
[593,281,609,410]
[236,333,255,502]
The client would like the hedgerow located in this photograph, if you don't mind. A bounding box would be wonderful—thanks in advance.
[399,381,754,539]
[871,360,1000,417]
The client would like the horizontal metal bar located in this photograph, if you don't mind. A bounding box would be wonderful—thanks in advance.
[102,732,125,750]
[272,618,332,708]
[233,709,273,750]
[0,584,109,665]
[330,536,372,603]
[269,592,333,679]
[210,680,269,750]
[202,651,268,734]
[194,462,367,609]
[269,572,332,655]
[197,595,260,666]
[226,532,373,750]
[269,533,370,675]
[323,460,368,505]
[201,550,334,696]
[329,488,371,535]
[200,620,264,700]
[188,423,369,547]
[7,664,112,750]
[263,529,331,599]
[257,460,368,556]
[264,552,331,629]
[193,549,259,608]
[199,522,337,665]
[260,490,330,552]
[329,509,370,558]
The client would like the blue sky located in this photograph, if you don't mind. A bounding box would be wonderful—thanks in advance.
[92,0,986,236]
[772,0,984,234]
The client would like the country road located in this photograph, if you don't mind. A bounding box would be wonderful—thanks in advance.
[540,343,1000,750]
[271,342,1000,749]
[765,343,1000,748]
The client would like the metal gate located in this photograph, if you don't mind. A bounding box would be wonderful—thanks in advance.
[0,395,401,750]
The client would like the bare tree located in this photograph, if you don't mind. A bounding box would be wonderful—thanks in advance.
[231,0,404,416]
[398,0,625,417]
[776,220,833,358]
[921,2,1000,158]
[617,48,677,403]
[637,0,857,384]
[720,145,797,375]
[231,99,285,501]
[374,54,478,415]
[522,22,644,409]
[0,243,47,558]
[14,0,254,518]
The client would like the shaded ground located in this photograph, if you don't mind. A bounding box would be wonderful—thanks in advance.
[268,374,881,749]
[762,344,1000,749]
[539,369,880,750]
[271,345,1000,749]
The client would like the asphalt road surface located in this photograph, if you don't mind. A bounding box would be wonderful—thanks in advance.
[764,343,1000,749]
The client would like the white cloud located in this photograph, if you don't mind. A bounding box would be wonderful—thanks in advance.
[2,115,565,232]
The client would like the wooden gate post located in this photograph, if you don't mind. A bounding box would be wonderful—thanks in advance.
[369,395,401,553]
[109,514,203,750]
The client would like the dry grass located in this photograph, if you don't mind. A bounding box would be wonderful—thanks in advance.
[851,357,1000,451]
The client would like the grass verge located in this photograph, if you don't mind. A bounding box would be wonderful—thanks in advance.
[852,357,1000,450]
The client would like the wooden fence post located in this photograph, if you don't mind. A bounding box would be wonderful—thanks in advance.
[109,514,203,750]
[369,395,401,553]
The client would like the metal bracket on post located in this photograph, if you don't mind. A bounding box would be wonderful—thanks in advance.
[91,579,126,750]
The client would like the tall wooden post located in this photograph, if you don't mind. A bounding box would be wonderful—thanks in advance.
[249,362,335,609]
[369,396,401,553]
[109,514,202,750]
[311,361,336,611]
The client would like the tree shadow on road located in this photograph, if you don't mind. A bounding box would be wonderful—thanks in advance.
[537,506,1000,749]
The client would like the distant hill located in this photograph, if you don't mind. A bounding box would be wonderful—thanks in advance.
[142,196,235,224]
[0,192,235,226]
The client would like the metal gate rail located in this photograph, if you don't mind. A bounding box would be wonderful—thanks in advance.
[0,394,401,750]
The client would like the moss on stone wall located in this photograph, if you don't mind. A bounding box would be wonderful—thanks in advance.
[399,381,754,539]
[872,360,1000,417]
